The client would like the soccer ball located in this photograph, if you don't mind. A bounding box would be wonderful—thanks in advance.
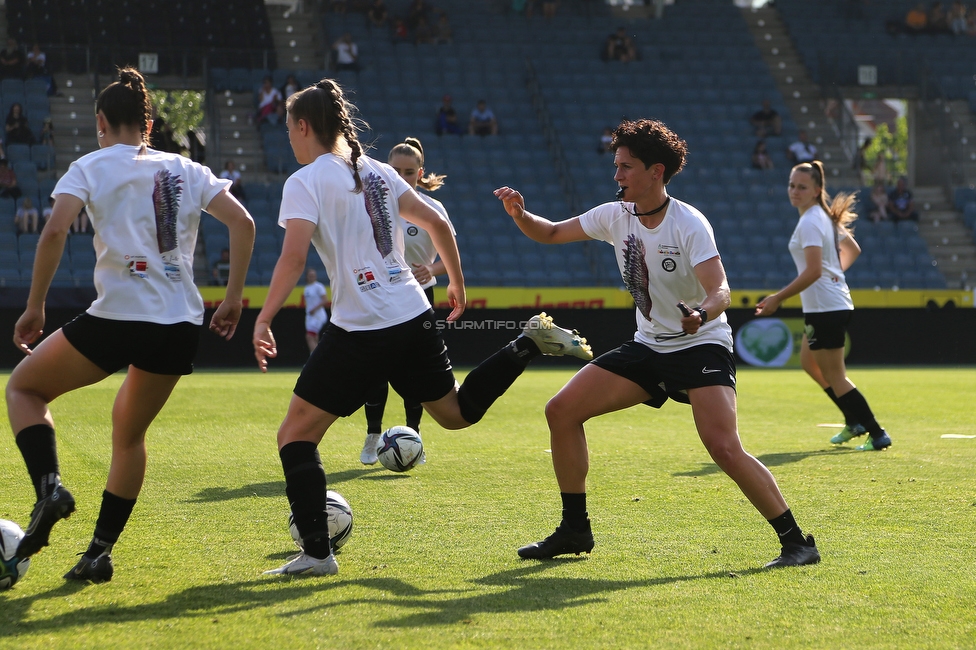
[377,426,425,472]
[0,519,30,590]
[289,490,353,551]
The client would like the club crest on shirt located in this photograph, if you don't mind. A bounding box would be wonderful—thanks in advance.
[125,255,149,279]
[406,225,419,237]
[661,258,677,272]
[355,266,380,292]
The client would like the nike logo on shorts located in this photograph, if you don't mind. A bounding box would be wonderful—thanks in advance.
[702,367,721,374]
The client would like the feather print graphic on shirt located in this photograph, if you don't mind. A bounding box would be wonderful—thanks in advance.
[363,172,394,258]
[622,234,652,319]
[152,170,183,253]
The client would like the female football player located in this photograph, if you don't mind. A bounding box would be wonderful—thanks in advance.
[756,160,890,451]
[7,67,254,582]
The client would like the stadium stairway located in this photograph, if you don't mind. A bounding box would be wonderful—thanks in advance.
[740,4,860,189]
[914,186,976,288]
[49,73,97,177]
[267,2,321,72]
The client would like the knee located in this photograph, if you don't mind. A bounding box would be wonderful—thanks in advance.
[702,437,743,469]
[544,394,584,432]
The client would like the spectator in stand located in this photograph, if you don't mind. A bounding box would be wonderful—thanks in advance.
[542,1,559,18]
[787,130,818,165]
[868,180,889,222]
[303,268,329,354]
[281,74,300,101]
[752,140,774,170]
[42,196,54,231]
[392,18,410,43]
[905,3,929,33]
[332,33,360,73]
[367,0,389,27]
[415,16,436,44]
[0,38,25,79]
[872,152,888,185]
[72,206,90,234]
[6,103,34,145]
[469,100,498,136]
[435,11,453,44]
[255,75,283,127]
[435,95,462,136]
[597,127,613,154]
[888,176,919,222]
[407,0,431,29]
[212,248,231,286]
[750,99,782,138]
[604,27,637,62]
[928,1,951,32]
[220,160,247,202]
[852,137,872,184]
[40,116,55,147]
[25,43,46,77]
[0,158,21,200]
[949,0,968,34]
[15,197,39,234]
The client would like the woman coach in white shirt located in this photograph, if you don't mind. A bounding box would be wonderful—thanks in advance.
[7,67,254,583]
[756,160,890,451]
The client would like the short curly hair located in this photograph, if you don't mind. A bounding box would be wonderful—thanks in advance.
[611,119,688,184]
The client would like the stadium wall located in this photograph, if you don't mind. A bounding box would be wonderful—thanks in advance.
[0,306,972,370]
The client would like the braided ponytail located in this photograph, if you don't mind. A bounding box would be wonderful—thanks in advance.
[96,66,153,146]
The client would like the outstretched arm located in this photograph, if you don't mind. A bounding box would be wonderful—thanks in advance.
[493,186,591,244]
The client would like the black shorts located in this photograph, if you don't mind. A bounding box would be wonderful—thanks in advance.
[804,310,851,350]
[61,313,200,375]
[294,309,456,417]
[591,341,736,408]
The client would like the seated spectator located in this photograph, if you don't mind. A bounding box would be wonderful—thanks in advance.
[281,74,299,100]
[469,100,498,136]
[367,0,389,27]
[435,12,453,44]
[39,116,54,147]
[888,176,919,222]
[949,0,968,34]
[928,1,951,32]
[905,3,928,33]
[869,180,889,222]
[750,99,782,138]
[5,103,34,145]
[542,1,559,18]
[42,196,53,230]
[787,130,818,164]
[25,43,47,77]
[435,95,462,136]
[0,159,21,200]
[212,248,231,286]
[220,160,247,202]
[15,197,39,234]
[255,75,283,127]
[415,17,436,44]
[604,27,637,62]
[407,0,430,30]
[597,127,613,154]
[332,33,360,72]
[72,206,90,234]
[751,140,774,170]
[391,18,410,44]
[0,39,25,79]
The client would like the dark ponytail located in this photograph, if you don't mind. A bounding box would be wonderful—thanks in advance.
[286,78,366,192]
[96,66,152,146]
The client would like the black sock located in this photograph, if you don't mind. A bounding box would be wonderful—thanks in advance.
[404,400,423,432]
[836,389,882,436]
[456,342,531,424]
[768,509,806,546]
[823,387,856,427]
[280,441,331,559]
[84,490,136,559]
[15,424,60,501]
[511,335,543,361]
[560,492,588,529]
[364,382,389,434]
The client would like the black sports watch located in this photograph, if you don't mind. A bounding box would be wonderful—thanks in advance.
[695,308,708,324]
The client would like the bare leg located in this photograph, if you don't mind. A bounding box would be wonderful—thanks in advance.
[810,346,855,398]
[277,393,339,449]
[105,367,181,499]
[689,385,788,519]
[799,334,830,389]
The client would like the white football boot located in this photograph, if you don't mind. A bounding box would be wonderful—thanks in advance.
[360,432,381,465]
[264,551,338,576]
[522,312,594,360]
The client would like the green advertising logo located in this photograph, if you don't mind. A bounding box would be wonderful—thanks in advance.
[735,319,795,367]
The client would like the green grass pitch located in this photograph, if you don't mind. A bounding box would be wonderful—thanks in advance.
[1,367,974,649]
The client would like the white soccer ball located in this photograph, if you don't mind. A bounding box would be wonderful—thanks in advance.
[377,426,425,472]
[289,490,354,551]
[0,519,30,590]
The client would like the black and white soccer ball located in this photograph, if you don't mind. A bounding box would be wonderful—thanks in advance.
[0,519,30,590]
[289,490,353,551]
[377,426,425,472]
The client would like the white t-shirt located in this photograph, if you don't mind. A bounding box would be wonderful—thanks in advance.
[54,144,230,325]
[579,198,733,352]
[335,41,358,65]
[278,154,430,331]
[402,192,454,289]
[303,280,329,332]
[258,86,282,110]
[788,204,854,313]
[788,139,817,163]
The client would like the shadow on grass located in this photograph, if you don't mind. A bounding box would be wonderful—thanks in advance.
[0,562,770,637]
[186,468,386,503]
[673,447,856,478]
